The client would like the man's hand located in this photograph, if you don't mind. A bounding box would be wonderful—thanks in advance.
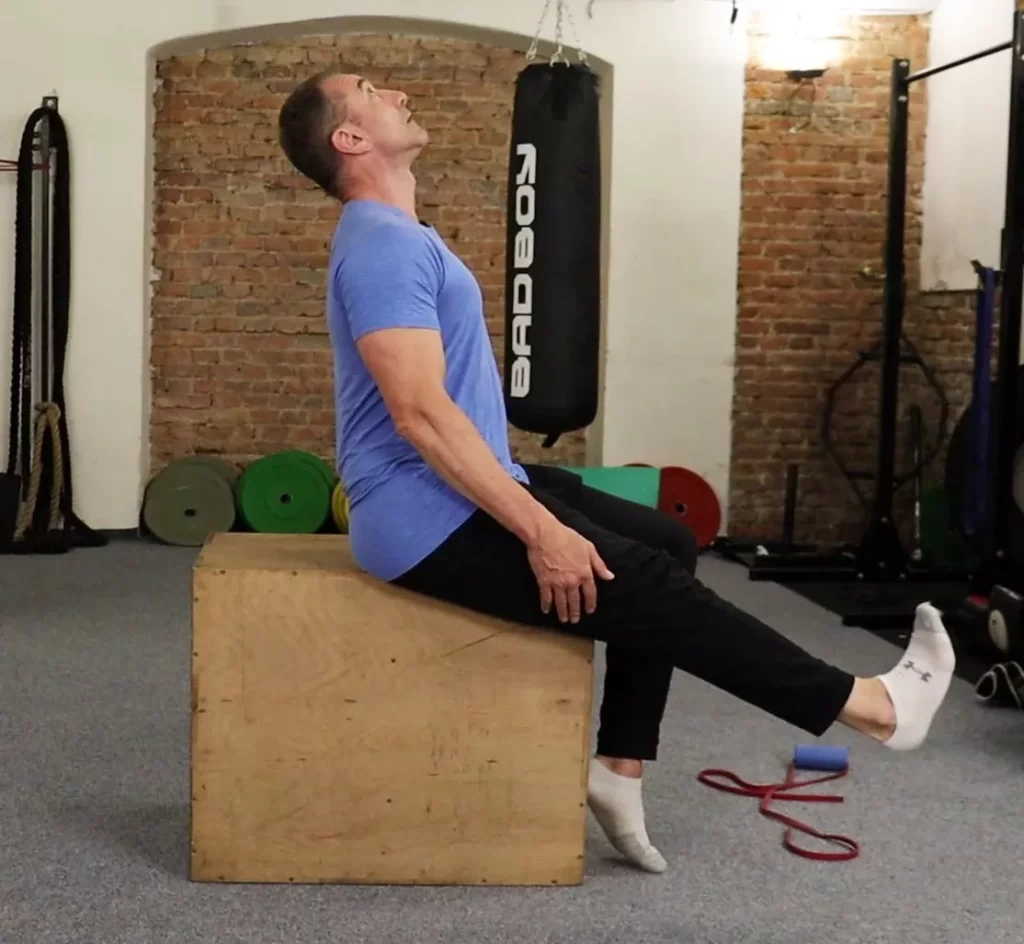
[526,516,615,624]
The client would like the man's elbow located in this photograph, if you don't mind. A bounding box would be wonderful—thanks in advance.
[392,398,443,444]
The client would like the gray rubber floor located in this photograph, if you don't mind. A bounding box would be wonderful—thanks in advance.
[2,539,1022,944]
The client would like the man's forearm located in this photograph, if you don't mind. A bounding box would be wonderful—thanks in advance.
[397,399,554,546]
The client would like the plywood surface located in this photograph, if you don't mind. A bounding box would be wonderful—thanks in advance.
[191,533,594,886]
[195,531,359,574]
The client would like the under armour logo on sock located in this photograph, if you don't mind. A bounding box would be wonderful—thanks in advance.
[904,660,932,682]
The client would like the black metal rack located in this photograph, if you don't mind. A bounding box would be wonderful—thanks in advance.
[716,12,1024,623]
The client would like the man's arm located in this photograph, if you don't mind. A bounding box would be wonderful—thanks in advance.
[356,326,550,545]
[336,228,612,622]
[356,326,614,623]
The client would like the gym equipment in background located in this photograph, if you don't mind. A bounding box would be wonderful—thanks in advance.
[946,364,1024,565]
[0,99,104,555]
[986,585,1023,657]
[331,481,350,534]
[821,335,949,518]
[974,658,1024,709]
[697,744,858,862]
[965,262,998,542]
[715,18,1024,630]
[143,457,237,547]
[175,455,240,488]
[235,450,336,535]
[558,464,724,548]
[657,466,722,550]
[710,464,816,564]
[561,464,661,508]
[504,0,601,448]
[141,450,347,545]
[943,277,1024,664]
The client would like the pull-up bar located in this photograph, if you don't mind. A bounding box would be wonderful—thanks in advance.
[906,39,1013,84]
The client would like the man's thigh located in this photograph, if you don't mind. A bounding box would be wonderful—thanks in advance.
[392,480,697,642]
[523,464,697,572]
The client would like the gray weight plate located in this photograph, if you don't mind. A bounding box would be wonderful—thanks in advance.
[143,462,236,546]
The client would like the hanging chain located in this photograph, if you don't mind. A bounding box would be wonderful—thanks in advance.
[552,0,567,64]
[563,0,590,66]
[526,0,589,67]
[526,0,554,61]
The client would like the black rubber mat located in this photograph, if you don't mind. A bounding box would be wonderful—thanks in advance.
[784,579,995,685]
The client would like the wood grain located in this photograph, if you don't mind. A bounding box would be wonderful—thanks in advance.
[190,532,595,885]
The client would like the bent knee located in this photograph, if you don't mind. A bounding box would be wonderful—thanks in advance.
[663,519,699,574]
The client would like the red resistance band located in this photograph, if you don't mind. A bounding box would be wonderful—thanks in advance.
[697,763,860,862]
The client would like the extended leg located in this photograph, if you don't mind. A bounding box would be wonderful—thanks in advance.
[392,485,954,757]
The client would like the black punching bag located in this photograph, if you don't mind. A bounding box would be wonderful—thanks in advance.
[503,61,601,447]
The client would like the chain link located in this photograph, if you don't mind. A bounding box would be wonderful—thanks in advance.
[526,0,553,61]
[526,0,589,67]
[563,0,590,65]
[553,0,567,64]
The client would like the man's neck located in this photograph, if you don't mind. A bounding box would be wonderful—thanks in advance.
[344,168,418,220]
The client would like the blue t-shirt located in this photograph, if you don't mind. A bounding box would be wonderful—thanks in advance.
[326,199,529,581]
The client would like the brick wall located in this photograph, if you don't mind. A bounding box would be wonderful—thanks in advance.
[150,33,587,476]
[731,15,977,547]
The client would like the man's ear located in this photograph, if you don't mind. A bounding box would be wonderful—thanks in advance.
[332,123,370,157]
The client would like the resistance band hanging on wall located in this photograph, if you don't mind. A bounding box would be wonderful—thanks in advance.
[504,0,602,448]
[0,102,105,555]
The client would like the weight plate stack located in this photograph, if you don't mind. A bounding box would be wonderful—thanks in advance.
[331,481,350,534]
[175,455,240,488]
[143,459,237,546]
[236,451,332,534]
[280,450,338,490]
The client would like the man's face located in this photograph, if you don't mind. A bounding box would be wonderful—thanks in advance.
[323,73,429,162]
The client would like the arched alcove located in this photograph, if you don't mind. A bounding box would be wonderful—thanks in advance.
[145,18,614,476]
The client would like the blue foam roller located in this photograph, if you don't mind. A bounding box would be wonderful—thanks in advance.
[793,744,849,771]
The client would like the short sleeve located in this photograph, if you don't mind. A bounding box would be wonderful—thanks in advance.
[335,224,443,341]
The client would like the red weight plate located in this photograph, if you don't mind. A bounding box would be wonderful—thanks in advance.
[658,466,722,548]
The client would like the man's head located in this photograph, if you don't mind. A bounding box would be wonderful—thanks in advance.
[278,70,428,199]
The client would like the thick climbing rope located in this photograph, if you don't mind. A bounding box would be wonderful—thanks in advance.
[14,403,64,543]
[2,104,104,553]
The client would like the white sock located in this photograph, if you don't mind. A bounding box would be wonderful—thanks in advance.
[877,602,956,751]
[586,759,667,874]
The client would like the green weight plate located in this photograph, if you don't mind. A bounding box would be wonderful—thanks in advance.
[237,452,332,534]
[143,462,236,546]
[280,449,337,490]
[560,465,662,509]
[173,455,240,487]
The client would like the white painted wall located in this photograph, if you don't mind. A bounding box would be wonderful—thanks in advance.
[921,0,1015,291]
[0,0,749,531]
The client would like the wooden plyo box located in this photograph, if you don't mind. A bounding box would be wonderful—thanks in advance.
[190,532,595,886]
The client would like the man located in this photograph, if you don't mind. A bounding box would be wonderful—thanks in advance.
[277,70,955,874]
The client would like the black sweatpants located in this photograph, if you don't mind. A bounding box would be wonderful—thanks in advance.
[392,464,855,759]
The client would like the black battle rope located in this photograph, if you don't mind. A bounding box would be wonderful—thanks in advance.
[3,106,105,554]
